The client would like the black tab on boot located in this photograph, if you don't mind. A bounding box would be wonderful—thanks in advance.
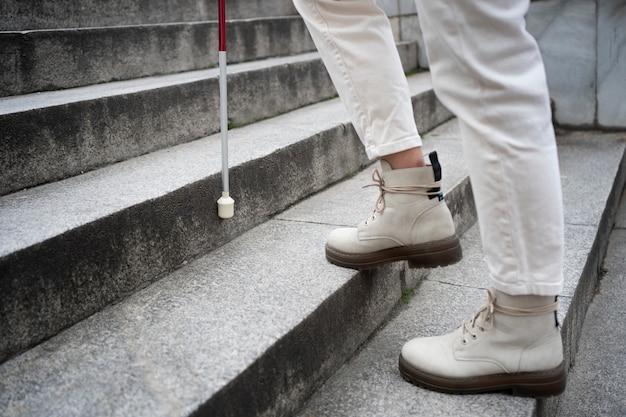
[429,151,442,181]
[428,151,444,201]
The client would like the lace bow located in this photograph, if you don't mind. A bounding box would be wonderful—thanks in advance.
[365,168,441,213]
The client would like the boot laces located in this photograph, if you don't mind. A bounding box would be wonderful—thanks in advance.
[461,289,496,344]
[460,288,558,345]
[364,168,441,216]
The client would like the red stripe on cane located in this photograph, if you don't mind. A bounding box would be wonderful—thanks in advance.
[219,0,226,51]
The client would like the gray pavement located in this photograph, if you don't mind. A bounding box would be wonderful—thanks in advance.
[555,189,626,417]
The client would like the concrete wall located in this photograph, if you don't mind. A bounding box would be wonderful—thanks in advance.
[528,0,626,129]
[380,0,625,129]
[377,0,428,67]
[596,0,626,128]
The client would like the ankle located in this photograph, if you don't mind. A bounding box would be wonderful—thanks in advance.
[382,147,425,169]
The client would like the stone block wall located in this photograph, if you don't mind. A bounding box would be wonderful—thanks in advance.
[529,0,626,129]
[377,0,428,68]
[380,0,625,129]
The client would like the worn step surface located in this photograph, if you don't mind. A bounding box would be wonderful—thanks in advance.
[0,0,298,30]
[2,126,624,417]
[0,72,452,364]
[0,16,317,97]
[1,39,418,195]
[0,118,473,417]
[0,52,334,195]
[294,129,626,417]
[554,189,626,417]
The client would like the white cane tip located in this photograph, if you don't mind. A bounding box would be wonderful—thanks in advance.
[217,192,235,219]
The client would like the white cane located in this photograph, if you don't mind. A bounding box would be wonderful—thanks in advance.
[216,0,234,219]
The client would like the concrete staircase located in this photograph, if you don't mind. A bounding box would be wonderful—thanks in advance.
[1,1,625,416]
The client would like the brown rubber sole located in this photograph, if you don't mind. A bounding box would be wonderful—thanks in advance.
[325,235,463,270]
[398,354,567,397]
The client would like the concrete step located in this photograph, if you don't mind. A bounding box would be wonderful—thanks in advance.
[554,188,626,417]
[0,0,298,30]
[1,40,418,196]
[2,126,624,417]
[0,16,316,97]
[0,72,452,364]
[295,130,626,417]
[0,117,474,417]
[0,52,336,195]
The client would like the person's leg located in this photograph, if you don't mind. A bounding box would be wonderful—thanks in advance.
[399,0,566,395]
[293,0,462,269]
[293,0,422,161]
[416,0,563,295]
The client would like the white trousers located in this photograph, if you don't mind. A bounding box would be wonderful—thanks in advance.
[293,0,564,296]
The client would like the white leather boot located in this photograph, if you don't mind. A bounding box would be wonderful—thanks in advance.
[325,151,462,269]
[399,288,567,397]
